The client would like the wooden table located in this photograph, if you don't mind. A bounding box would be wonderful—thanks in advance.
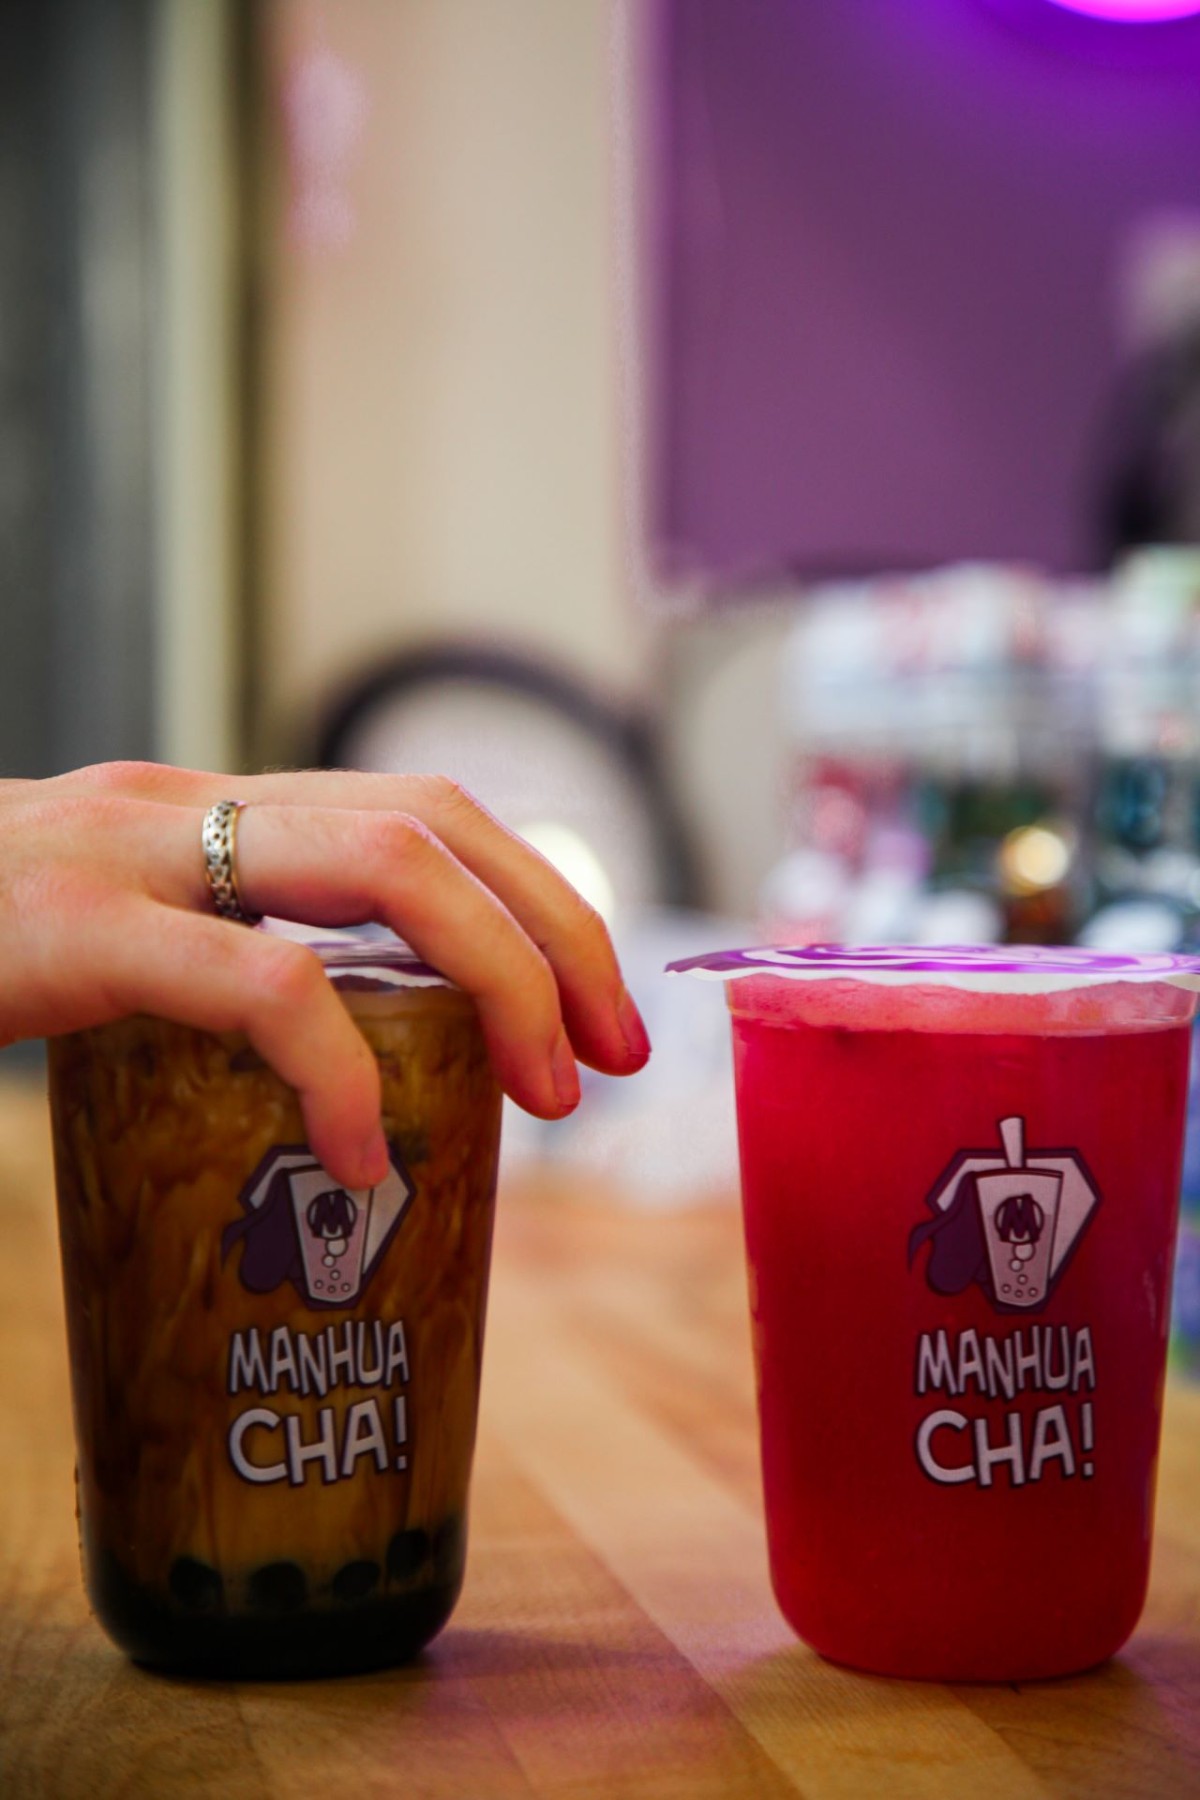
[3,1078,1200,1799]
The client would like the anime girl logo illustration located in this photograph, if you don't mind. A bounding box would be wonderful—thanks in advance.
[222,1145,415,1309]
[909,1116,1100,1315]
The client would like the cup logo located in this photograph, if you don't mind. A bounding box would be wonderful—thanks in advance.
[909,1116,1099,1315]
[222,1145,415,1309]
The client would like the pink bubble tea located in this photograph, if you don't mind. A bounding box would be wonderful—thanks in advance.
[670,945,1200,1681]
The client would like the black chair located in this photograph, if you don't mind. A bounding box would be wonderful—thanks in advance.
[312,642,701,915]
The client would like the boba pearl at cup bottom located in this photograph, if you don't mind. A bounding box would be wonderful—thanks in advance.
[48,936,502,1678]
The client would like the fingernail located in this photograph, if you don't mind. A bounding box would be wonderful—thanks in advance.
[358,1131,391,1189]
[616,987,651,1064]
[551,1028,581,1112]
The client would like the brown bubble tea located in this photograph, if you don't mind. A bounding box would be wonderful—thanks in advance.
[48,949,502,1677]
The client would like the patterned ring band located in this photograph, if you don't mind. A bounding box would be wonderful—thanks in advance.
[201,800,263,926]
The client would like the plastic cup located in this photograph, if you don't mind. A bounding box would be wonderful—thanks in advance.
[48,936,502,1678]
[668,944,1200,1681]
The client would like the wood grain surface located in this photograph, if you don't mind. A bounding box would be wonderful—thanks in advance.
[2,1078,1199,1799]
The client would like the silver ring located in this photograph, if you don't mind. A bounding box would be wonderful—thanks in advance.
[201,800,262,925]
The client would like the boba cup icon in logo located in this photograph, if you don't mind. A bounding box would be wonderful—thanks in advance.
[222,1145,415,1308]
[909,1116,1100,1315]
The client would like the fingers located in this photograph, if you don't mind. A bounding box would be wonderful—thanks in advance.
[67,764,650,1077]
[217,803,583,1120]
[7,767,656,1180]
[243,774,647,1076]
[79,902,391,1192]
[383,776,650,1074]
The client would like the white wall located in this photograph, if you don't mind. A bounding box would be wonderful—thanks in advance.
[258,0,649,758]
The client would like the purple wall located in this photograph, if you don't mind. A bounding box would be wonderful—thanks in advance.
[650,0,1200,585]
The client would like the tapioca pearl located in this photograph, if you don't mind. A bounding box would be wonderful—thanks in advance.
[386,1527,431,1583]
[332,1559,381,1605]
[433,1514,467,1583]
[169,1556,223,1614]
[247,1561,307,1614]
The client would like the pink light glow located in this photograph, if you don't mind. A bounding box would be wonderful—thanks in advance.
[1041,0,1200,19]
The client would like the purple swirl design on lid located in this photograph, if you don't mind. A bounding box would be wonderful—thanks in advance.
[268,934,453,991]
[322,948,451,991]
[666,943,1200,988]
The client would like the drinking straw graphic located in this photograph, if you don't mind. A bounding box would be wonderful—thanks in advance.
[999,1116,1024,1170]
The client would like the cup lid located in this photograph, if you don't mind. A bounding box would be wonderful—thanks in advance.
[260,922,454,992]
[665,943,1200,994]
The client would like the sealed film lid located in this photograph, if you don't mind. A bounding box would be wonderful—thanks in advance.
[259,921,454,994]
[665,943,1200,994]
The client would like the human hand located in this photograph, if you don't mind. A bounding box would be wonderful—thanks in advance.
[3,762,651,1188]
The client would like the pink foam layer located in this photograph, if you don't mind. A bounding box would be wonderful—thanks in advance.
[726,974,1197,1036]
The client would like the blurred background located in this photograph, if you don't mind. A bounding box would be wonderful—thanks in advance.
[7,0,1200,1351]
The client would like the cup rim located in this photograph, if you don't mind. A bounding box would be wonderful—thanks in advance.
[666,942,1200,994]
